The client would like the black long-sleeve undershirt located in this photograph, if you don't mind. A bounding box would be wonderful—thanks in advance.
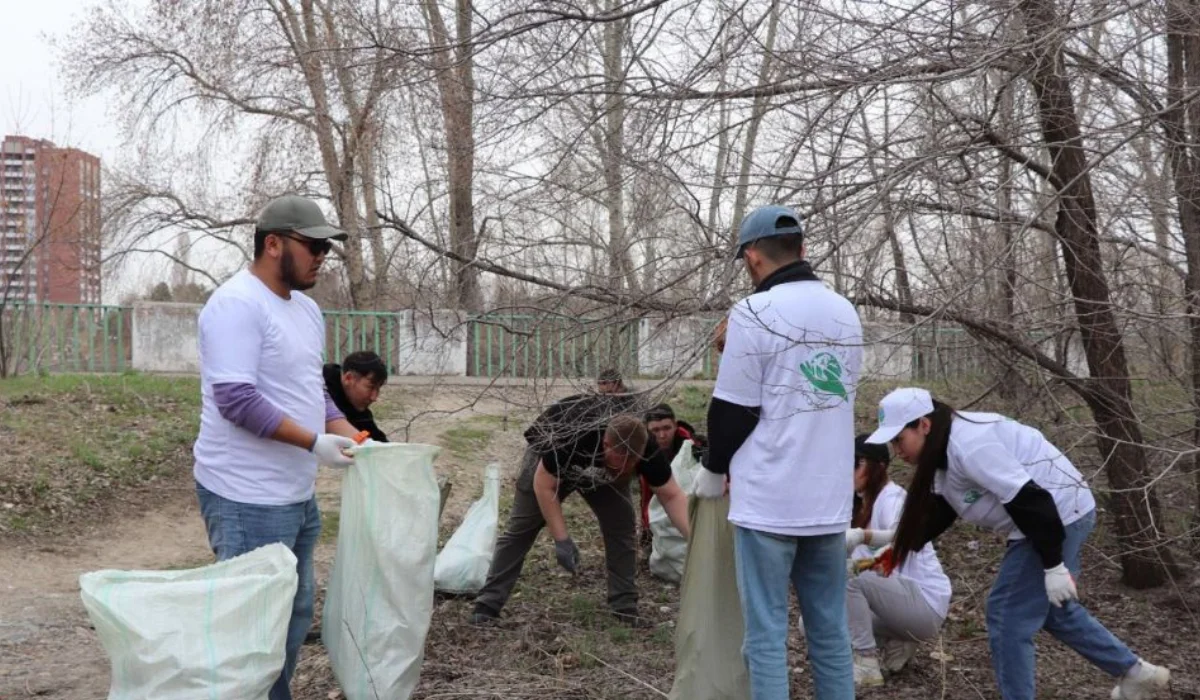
[1003,481,1066,569]
[921,495,959,548]
[703,396,760,475]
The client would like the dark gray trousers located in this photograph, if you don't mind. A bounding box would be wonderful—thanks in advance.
[474,447,638,614]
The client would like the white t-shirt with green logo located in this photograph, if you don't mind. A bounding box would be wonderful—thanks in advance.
[854,482,952,618]
[713,280,863,536]
[934,412,1096,539]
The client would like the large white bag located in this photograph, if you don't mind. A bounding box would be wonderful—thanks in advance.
[434,463,500,594]
[323,442,442,700]
[649,440,703,583]
[79,542,298,700]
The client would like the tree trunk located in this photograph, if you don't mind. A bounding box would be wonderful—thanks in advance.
[273,0,368,306]
[421,0,482,312]
[1163,0,1200,538]
[730,0,780,246]
[1018,0,1177,587]
[600,0,638,294]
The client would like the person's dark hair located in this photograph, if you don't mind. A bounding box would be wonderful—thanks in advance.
[645,403,675,423]
[254,229,269,259]
[891,399,957,568]
[342,351,388,385]
[746,230,804,263]
[597,368,623,384]
[852,434,892,529]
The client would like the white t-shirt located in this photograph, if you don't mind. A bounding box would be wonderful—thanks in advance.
[934,412,1096,539]
[853,482,952,619]
[714,279,863,536]
[193,270,327,505]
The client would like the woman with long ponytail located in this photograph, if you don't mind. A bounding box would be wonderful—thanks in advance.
[866,388,1170,700]
[840,435,950,689]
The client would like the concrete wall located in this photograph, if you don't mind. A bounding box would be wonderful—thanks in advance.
[637,316,712,377]
[125,302,1087,381]
[861,323,916,381]
[395,310,468,376]
[131,301,202,373]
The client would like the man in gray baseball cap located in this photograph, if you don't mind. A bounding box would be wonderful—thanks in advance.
[193,194,360,700]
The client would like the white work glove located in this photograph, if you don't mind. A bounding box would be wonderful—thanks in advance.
[1044,563,1078,607]
[312,434,356,468]
[846,528,897,551]
[691,467,726,499]
[868,529,895,547]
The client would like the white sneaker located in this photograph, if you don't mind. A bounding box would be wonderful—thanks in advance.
[880,639,918,673]
[853,653,884,688]
[1111,659,1170,700]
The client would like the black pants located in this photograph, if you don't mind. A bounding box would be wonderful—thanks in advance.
[474,447,638,614]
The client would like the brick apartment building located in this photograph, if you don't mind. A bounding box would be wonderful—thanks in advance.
[1,135,102,304]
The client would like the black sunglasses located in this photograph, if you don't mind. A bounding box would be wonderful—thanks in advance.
[276,232,333,257]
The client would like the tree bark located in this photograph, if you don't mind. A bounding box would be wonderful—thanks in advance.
[1018,0,1177,587]
[730,0,780,246]
[421,0,482,312]
[1162,0,1200,537]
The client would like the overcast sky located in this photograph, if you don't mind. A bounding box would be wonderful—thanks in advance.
[1,1,174,303]
[1,1,120,162]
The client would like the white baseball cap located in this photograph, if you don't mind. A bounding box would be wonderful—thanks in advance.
[865,387,935,444]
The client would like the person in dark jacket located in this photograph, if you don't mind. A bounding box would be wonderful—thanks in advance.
[639,404,700,544]
[471,392,690,627]
[322,351,389,442]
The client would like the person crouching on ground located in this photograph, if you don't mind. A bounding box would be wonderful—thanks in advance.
[866,387,1170,700]
[638,403,700,550]
[471,393,690,627]
[841,434,951,688]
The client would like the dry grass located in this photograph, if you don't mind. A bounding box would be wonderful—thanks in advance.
[0,373,199,536]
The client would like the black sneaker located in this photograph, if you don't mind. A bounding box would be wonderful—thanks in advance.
[470,604,500,626]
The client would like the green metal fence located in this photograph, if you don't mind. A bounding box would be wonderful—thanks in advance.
[0,303,132,376]
[467,313,639,379]
[323,310,399,369]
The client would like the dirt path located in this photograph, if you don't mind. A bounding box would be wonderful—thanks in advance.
[0,381,544,699]
[0,489,210,698]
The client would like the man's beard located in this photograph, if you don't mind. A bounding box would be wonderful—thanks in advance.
[280,247,317,291]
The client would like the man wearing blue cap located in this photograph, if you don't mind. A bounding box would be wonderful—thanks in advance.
[691,205,863,699]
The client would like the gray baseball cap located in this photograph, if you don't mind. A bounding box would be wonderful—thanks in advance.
[255,195,348,240]
[734,204,803,258]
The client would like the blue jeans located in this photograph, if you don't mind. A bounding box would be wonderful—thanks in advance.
[196,482,321,700]
[988,509,1138,700]
[733,526,854,700]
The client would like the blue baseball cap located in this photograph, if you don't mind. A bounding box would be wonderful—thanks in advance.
[734,205,804,259]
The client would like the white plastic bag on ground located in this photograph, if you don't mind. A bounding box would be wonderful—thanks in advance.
[323,443,442,700]
[79,542,298,700]
[649,440,702,583]
[434,463,501,594]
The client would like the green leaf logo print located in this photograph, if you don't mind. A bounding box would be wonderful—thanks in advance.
[800,352,847,399]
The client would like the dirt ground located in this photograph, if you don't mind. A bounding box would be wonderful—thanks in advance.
[2,376,1199,699]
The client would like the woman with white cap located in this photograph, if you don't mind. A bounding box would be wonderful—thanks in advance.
[842,434,951,688]
[864,387,1170,700]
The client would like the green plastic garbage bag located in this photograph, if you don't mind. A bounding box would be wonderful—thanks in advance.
[323,443,442,700]
[80,543,298,700]
[648,441,702,583]
[669,496,751,700]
